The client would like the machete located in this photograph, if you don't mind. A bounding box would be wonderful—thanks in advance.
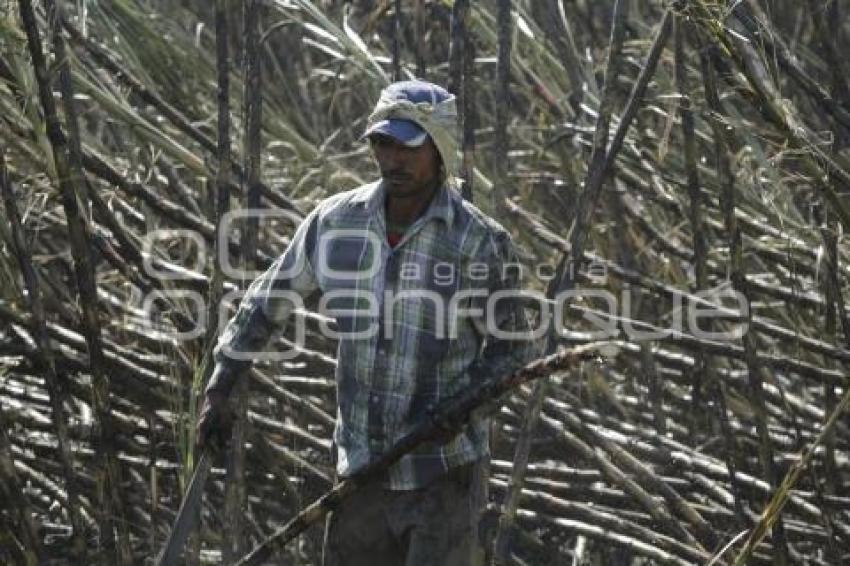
[156,450,211,566]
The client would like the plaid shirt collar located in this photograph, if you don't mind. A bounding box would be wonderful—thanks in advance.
[350,179,457,228]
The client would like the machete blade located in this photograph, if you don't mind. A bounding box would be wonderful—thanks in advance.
[156,451,211,566]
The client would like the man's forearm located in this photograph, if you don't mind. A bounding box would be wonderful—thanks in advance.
[204,359,251,397]
[205,299,278,397]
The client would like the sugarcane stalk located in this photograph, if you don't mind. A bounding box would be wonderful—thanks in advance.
[490,478,713,564]
[392,0,402,80]
[560,397,719,549]
[0,150,87,560]
[447,0,476,202]
[731,383,850,564]
[447,0,469,96]
[703,29,790,566]
[232,343,603,565]
[507,200,850,383]
[732,1,850,133]
[17,1,131,561]
[538,406,706,548]
[491,378,549,564]
[493,3,638,560]
[536,0,584,112]
[514,508,695,566]
[223,1,263,560]
[460,35,476,202]
[820,225,840,499]
[0,359,44,566]
[674,16,710,435]
[691,3,850,230]
[59,15,304,216]
[413,0,425,76]
[492,0,513,210]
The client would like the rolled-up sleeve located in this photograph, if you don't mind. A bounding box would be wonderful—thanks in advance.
[206,209,321,395]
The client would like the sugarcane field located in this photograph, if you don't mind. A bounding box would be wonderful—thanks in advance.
[1,0,849,564]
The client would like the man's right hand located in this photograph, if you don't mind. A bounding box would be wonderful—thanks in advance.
[196,390,233,451]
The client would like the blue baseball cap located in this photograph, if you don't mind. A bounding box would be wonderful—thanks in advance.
[362,80,452,147]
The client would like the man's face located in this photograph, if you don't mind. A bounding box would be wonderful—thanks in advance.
[369,133,441,198]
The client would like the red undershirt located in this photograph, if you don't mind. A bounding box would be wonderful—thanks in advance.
[387,231,403,248]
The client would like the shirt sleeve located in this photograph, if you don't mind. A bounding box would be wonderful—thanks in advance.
[468,231,543,385]
[205,209,321,396]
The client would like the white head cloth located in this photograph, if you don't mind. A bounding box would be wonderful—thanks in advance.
[365,88,460,180]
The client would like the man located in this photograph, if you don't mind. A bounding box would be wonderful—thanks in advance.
[198,80,539,565]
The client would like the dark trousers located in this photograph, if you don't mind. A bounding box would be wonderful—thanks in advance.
[322,460,487,566]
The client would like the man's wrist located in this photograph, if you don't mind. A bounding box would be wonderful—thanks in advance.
[204,389,228,402]
[205,364,239,398]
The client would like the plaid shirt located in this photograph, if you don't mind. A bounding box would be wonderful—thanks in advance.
[208,180,540,489]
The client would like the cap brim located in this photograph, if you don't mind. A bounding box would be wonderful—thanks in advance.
[362,119,428,147]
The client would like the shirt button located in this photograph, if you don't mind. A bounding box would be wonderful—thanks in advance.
[371,394,380,403]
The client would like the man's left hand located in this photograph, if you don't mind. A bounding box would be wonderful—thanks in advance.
[196,390,233,451]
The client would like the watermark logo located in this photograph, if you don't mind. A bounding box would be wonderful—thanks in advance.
[134,209,750,359]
